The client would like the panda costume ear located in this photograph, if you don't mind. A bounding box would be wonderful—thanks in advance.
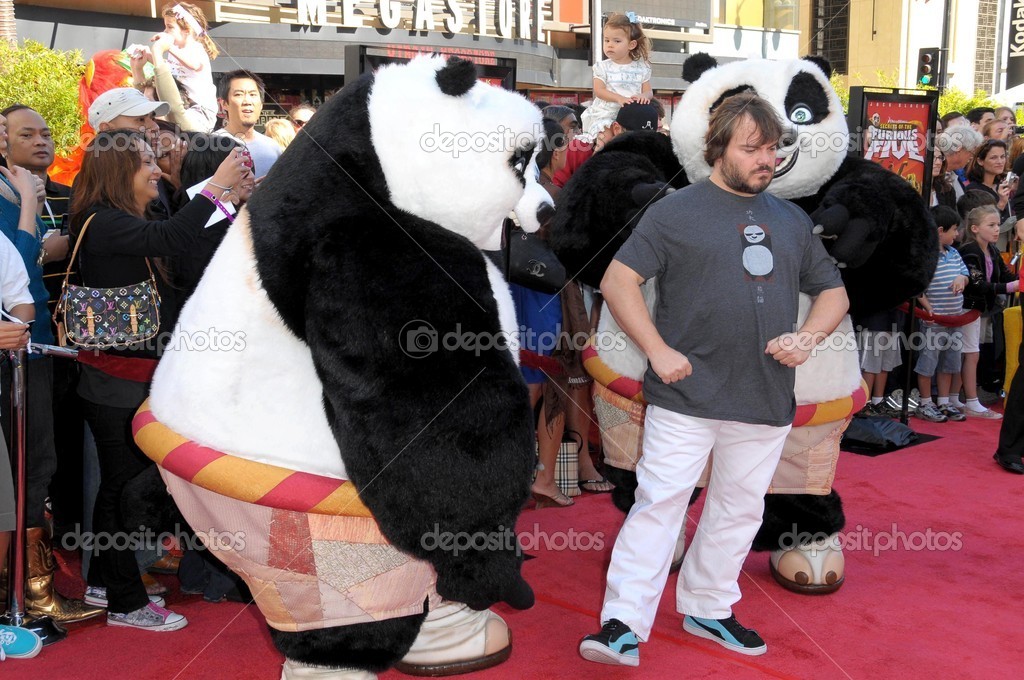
[436,57,478,97]
[802,55,833,78]
[682,53,719,84]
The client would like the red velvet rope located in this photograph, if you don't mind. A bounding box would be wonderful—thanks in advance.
[520,349,566,376]
[77,351,158,382]
[896,303,980,327]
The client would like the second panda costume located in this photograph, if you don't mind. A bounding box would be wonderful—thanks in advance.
[550,54,936,596]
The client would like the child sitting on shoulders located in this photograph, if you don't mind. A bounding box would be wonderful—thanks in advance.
[151,2,219,132]
[580,13,653,140]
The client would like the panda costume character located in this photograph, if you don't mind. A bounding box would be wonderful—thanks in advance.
[134,57,553,679]
[550,54,936,594]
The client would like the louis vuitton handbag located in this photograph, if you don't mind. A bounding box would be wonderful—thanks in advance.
[53,214,162,348]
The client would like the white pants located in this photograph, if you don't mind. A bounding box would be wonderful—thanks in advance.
[601,405,790,640]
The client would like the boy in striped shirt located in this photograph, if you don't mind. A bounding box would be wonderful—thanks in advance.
[914,206,970,422]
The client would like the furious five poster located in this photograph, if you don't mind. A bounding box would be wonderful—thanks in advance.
[849,88,939,200]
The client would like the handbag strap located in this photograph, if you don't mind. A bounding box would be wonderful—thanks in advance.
[62,212,157,289]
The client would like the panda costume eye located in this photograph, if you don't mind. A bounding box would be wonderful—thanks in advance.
[510,144,535,181]
[789,105,813,125]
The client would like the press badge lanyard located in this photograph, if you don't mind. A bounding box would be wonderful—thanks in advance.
[43,199,56,228]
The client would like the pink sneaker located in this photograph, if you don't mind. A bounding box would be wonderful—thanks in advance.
[107,602,187,632]
[966,407,1002,420]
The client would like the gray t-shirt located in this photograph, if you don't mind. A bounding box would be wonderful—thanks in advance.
[614,179,843,426]
[213,129,282,178]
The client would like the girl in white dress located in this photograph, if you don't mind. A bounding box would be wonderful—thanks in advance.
[580,13,653,139]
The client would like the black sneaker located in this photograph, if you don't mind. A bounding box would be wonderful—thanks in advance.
[579,618,640,666]
[937,404,966,422]
[860,402,899,418]
[683,614,767,656]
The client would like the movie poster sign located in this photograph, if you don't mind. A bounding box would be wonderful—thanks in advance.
[848,87,939,199]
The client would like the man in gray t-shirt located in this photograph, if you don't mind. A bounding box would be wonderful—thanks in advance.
[580,94,848,667]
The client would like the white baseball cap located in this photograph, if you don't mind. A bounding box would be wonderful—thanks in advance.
[88,88,170,129]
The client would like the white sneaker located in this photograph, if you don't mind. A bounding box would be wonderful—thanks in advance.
[107,602,187,632]
[966,407,1002,420]
[85,585,165,608]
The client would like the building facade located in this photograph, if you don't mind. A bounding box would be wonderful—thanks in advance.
[799,0,1015,100]
[11,0,811,125]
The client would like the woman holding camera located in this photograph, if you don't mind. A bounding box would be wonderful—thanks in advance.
[171,132,255,302]
[965,139,1015,224]
[68,129,249,632]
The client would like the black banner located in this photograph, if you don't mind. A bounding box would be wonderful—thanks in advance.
[1009,0,1024,89]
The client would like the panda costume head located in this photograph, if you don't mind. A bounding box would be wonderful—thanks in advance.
[367,56,551,249]
[672,54,847,200]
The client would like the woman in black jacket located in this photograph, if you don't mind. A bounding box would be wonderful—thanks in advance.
[68,130,249,631]
[964,139,1014,223]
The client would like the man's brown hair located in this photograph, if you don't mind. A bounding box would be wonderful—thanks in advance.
[703,93,784,166]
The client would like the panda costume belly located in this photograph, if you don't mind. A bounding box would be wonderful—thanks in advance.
[149,212,521,480]
[150,211,344,477]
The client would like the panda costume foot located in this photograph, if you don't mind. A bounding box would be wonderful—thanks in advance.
[281,660,377,679]
[394,603,511,676]
[769,532,845,594]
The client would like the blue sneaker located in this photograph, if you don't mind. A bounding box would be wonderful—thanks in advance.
[0,624,43,660]
[683,614,767,656]
[579,618,640,666]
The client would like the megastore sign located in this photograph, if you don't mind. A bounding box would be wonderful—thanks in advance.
[272,0,547,41]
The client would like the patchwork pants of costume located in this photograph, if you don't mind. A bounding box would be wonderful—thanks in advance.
[601,404,790,640]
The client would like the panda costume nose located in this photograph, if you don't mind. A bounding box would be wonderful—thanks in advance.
[778,126,799,155]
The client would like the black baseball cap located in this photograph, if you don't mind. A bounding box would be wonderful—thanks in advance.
[616,103,659,132]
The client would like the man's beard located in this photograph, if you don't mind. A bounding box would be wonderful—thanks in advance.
[720,157,773,195]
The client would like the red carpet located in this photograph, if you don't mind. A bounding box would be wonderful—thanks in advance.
[5,414,1019,679]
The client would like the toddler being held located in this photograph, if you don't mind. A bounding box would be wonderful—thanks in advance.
[580,13,653,139]
[151,2,219,132]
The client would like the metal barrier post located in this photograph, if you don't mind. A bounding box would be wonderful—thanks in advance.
[1,348,67,644]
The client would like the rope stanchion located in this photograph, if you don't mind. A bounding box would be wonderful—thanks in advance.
[896,302,980,327]
[1,349,67,645]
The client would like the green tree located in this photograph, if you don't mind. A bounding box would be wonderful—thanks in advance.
[0,40,85,155]
[933,86,1001,117]
[830,72,849,114]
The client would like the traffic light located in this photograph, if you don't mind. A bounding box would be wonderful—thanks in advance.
[917,47,940,87]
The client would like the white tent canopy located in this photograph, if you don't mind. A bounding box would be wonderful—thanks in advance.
[992,83,1024,106]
